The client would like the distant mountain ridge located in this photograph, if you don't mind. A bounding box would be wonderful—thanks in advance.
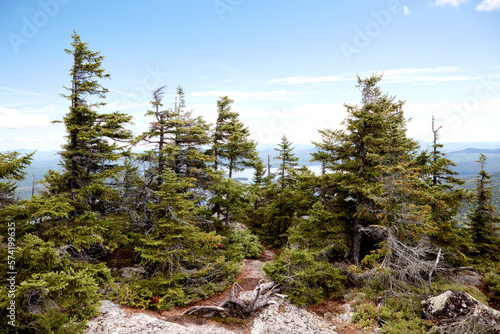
[448,148,500,155]
[4,142,500,199]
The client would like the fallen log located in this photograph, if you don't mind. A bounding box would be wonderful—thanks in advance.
[182,280,280,318]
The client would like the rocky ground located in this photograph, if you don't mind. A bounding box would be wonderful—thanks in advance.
[84,250,362,334]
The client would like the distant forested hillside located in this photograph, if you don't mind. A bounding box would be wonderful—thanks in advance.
[8,144,500,199]
[455,171,500,223]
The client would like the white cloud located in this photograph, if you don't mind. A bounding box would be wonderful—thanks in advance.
[476,0,500,11]
[381,67,473,84]
[190,90,308,100]
[270,67,472,86]
[0,107,51,129]
[432,0,470,7]
[0,86,57,99]
[403,6,411,15]
[268,75,351,85]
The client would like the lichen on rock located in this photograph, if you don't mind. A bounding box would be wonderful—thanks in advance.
[422,290,500,333]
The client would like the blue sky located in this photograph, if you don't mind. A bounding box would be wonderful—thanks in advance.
[1,0,500,151]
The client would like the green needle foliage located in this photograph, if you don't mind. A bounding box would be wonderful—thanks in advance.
[209,96,258,226]
[312,74,418,265]
[136,86,213,187]
[3,31,500,331]
[33,31,134,252]
[414,117,471,262]
[212,96,257,178]
[129,169,240,310]
[468,154,500,259]
[0,234,111,334]
[0,151,34,208]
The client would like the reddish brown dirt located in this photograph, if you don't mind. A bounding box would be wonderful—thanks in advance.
[306,299,369,334]
[120,249,277,332]
[117,249,368,334]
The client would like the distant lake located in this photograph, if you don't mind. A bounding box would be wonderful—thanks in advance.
[229,164,323,183]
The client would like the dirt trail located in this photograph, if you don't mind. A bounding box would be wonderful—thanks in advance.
[120,249,276,330]
[88,249,371,334]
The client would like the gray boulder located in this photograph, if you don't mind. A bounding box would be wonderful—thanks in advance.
[422,290,500,333]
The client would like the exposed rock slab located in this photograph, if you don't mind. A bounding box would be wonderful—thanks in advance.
[251,297,338,334]
[84,298,340,334]
[84,300,237,334]
[422,290,500,333]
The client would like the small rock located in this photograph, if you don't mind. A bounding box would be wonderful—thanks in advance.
[447,270,483,287]
[119,266,146,279]
[337,313,352,323]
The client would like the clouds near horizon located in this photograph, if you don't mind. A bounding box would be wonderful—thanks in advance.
[0,107,51,129]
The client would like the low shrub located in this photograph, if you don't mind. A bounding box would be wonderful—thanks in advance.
[222,229,264,261]
[263,248,347,305]
[0,234,111,334]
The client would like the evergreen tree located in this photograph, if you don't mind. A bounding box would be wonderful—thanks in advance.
[289,201,349,259]
[0,151,34,208]
[468,154,500,259]
[415,116,471,260]
[250,138,314,247]
[240,157,270,231]
[312,74,419,265]
[169,86,212,183]
[133,86,213,233]
[0,234,111,334]
[136,169,222,271]
[59,31,132,196]
[135,86,169,184]
[212,96,257,178]
[131,168,240,309]
[32,31,133,252]
[362,124,438,288]
[274,135,299,188]
[209,96,257,225]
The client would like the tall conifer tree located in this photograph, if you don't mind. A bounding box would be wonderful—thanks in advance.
[38,31,133,251]
[212,96,257,178]
[468,154,500,259]
[312,74,419,264]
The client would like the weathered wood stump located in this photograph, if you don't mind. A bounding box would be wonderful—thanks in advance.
[182,280,280,318]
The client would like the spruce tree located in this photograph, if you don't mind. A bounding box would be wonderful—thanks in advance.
[132,168,240,309]
[59,31,132,196]
[35,31,133,252]
[312,74,419,265]
[209,96,257,225]
[274,135,299,188]
[0,151,34,208]
[212,96,257,178]
[135,86,169,184]
[468,154,500,259]
[0,234,111,334]
[251,137,314,247]
[416,116,470,259]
